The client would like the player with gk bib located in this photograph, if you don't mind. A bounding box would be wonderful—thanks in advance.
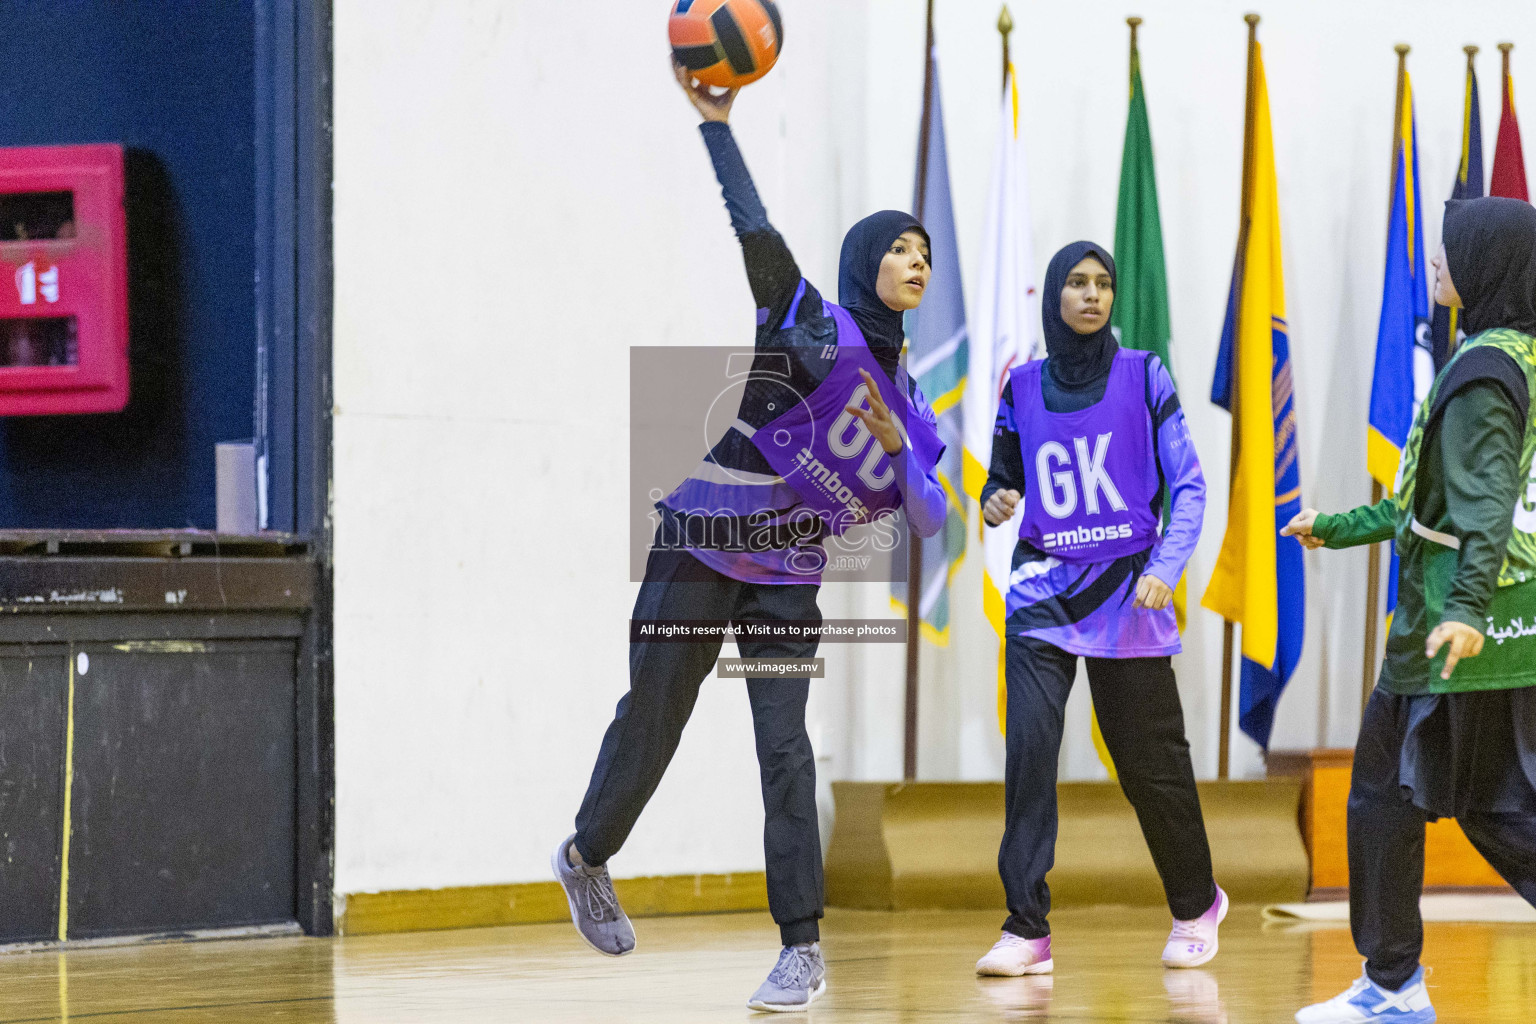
[976,241,1224,976]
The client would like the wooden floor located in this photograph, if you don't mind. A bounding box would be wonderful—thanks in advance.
[4,906,1536,1022]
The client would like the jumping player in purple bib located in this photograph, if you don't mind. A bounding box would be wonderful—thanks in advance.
[975,241,1225,976]
[550,62,947,1014]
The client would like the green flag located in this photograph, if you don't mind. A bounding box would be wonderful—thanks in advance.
[1111,35,1173,378]
[1111,25,1186,632]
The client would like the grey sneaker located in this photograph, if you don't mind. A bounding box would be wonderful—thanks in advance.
[550,834,635,956]
[747,942,827,1013]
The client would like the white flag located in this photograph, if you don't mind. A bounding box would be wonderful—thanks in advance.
[962,66,1040,725]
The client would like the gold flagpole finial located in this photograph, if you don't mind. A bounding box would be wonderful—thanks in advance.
[1465,45,1480,58]
[1126,17,1143,93]
[997,5,1014,93]
[1244,13,1260,27]
[1499,42,1515,55]
[1395,44,1410,58]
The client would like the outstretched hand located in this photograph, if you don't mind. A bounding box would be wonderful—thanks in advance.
[846,369,905,456]
[1427,620,1485,681]
[1281,508,1327,550]
[673,59,738,123]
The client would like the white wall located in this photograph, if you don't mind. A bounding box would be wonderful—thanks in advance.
[334,0,1536,896]
[332,0,875,895]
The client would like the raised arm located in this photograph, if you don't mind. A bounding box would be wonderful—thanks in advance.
[676,62,804,332]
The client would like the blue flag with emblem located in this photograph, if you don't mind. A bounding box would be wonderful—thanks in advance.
[893,45,968,644]
[1368,62,1432,627]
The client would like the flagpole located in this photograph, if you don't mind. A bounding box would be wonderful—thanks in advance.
[1360,45,1410,711]
[1501,41,1512,87]
[903,0,936,783]
[999,5,1013,91]
[1446,45,1478,354]
[1217,13,1260,781]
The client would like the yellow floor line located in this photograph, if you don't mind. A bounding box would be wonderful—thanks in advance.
[58,648,76,943]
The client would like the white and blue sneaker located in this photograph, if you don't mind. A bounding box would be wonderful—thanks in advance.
[1295,966,1435,1023]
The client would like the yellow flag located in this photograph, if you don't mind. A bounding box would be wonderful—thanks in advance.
[1202,43,1286,671]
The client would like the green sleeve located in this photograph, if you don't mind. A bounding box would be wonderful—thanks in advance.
[1313,499,1397,549]
[1440,382,1524,629]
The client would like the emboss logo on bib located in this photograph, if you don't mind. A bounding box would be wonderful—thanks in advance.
[1042,523,1136,549]
[793,447,872,521]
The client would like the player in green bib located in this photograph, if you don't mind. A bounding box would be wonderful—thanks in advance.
[1284,197,1536,1024]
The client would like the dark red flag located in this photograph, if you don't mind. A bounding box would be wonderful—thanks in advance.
[1491,45,1529,200]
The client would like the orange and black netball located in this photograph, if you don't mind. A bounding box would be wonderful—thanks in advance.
[669,0,782,89]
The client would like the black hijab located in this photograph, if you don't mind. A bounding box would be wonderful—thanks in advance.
[839,210,929,373]
[1043,240,1119,389]
[1443,196,1536,336]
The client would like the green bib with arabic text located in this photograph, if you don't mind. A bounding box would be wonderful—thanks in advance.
[1395,329,1536,691]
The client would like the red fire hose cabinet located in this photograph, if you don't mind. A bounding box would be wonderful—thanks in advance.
[0,144,128,415]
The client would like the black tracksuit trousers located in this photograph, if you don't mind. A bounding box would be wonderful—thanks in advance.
[999,635,1218,939]
[1349,688,1536,991]
[573,546,824,946]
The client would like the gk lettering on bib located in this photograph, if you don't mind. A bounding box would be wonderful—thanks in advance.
[1009,351,1162,562]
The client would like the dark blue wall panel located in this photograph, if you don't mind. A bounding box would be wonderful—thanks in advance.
[0,4,256,528]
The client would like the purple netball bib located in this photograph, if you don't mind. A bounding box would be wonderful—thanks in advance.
[1010,350,1161,563]
[751,302,943,537]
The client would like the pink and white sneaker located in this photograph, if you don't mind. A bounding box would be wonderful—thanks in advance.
[1162,886,1229,968]
[976,933,1053,976]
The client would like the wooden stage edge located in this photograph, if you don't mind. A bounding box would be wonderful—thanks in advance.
[1267,747,1513,892]
[342,759,1512,937]
[337,872,769,936]
[826,780,1311,911]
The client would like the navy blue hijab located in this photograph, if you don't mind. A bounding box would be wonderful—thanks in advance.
[1043,240,1119,389]
[839,210,929,371]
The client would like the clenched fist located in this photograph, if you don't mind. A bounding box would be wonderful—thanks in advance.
[984,489,1021,527]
